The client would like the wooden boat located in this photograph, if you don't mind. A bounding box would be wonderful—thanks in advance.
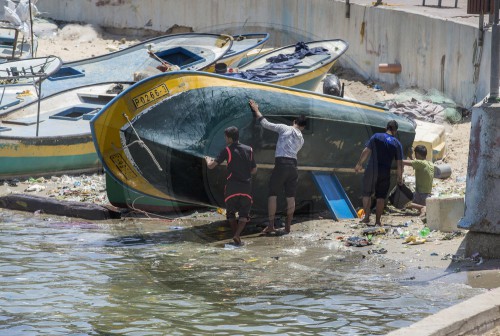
[224,39,349,91]
[0,82,133,179]
[0,55,62,83]
[205,33,270,72]
[0,33,233,118]
[91,71,416,213]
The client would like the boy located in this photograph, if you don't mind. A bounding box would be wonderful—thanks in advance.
[403,145,434,216]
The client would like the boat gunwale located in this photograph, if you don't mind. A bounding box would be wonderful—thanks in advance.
[236,39,349,76]
[222,33,270,57]
[64,32,234,67]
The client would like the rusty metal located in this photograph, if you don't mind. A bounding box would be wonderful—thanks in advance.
[467,0,494,14]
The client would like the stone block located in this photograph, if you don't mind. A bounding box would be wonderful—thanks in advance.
[426,196,464,232]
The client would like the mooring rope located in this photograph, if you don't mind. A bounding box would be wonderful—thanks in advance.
[122,113,163,172]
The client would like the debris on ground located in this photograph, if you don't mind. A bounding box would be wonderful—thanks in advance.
[378,88,464,124]
[345,236,372,247]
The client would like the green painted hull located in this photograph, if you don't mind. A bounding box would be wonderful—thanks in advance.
[105,173,197,212]
[0,154,99,178]
[94,71,415,213]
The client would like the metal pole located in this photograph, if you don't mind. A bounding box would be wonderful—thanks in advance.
[489,0,500,101]
[28,0,35,57]
[35,79,41,137]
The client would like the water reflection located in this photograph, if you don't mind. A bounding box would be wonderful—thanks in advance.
[0,211,486,335]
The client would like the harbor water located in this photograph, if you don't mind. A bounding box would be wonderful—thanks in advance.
[0,210,486,335]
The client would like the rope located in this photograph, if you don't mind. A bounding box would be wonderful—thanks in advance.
[122,113,163,172]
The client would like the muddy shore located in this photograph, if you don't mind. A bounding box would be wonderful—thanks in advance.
[0,21,497,282]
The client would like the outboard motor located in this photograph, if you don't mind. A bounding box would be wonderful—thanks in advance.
[323,74,343,97]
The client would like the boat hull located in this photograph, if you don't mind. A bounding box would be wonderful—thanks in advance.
[205,33,270,72]
[105,173,197,212]
[92,71,415,213]
[0,33,233,118]
[0,134,99,179]
[0,82,133,179]
[232,39,349,90]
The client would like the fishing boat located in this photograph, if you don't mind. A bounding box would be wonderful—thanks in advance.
[206,33,270,72]
[0,82,133,179]
[223,39,349,91]
[0,55,62,83]
[0,33,233,118]
[91,71,416,213]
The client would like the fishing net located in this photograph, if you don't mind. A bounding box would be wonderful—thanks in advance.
[381,88,463,124]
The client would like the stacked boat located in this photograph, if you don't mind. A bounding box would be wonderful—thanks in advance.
[0,31,415,214]
[91,71,415,213]
[0,33,269,179]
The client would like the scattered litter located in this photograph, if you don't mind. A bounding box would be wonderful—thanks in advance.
[345,236,372,247]
[25,184,45,192]
[362,227,386,236]
[441,231,463,240]
[442,252,483,264]
[403,236,426,245]
[368,248,387,254]
[244,258,259,263]
[419,227,430,238]
[430,252,439,256]
[224,243,242,250]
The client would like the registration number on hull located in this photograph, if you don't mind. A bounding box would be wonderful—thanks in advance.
[132,84,169,109]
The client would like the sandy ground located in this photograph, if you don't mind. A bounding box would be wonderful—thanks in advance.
[1,21,495,280]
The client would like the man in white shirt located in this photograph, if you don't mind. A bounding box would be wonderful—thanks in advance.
[249,99,307,234]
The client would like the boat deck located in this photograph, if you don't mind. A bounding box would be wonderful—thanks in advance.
[0,83,131,138]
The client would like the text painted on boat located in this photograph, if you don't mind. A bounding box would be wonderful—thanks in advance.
[132,84,169,109]
[110,153,137,180]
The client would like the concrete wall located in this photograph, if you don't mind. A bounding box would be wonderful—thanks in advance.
[387,287,500,336]
[36,0,489,108]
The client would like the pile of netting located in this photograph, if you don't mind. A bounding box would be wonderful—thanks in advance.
[379,88,463,124]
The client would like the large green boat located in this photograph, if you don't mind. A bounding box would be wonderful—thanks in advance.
[91,71,415,214]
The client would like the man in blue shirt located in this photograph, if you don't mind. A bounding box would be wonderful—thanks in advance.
[206,126,257,245]
[355,120,403,226]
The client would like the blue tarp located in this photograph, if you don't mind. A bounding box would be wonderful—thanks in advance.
[225,42,329,82]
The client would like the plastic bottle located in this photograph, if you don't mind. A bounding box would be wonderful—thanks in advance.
[419,227,430,237]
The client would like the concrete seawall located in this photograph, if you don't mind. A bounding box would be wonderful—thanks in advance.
[36,0,489,108]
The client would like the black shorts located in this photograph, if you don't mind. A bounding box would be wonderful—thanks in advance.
[362,169,391,199]
[225,181,252,220]
[226,196,252,220]
[269,157,298,198]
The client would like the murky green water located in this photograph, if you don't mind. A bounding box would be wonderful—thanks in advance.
[0,210,485,335]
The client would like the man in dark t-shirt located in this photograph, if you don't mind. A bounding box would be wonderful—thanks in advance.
[355,120,403,226]
[205,126,257,245]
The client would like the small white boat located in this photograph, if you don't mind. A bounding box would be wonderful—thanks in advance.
[0,33,233,118]
[226,39,349,91]
[0,55,62,83]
